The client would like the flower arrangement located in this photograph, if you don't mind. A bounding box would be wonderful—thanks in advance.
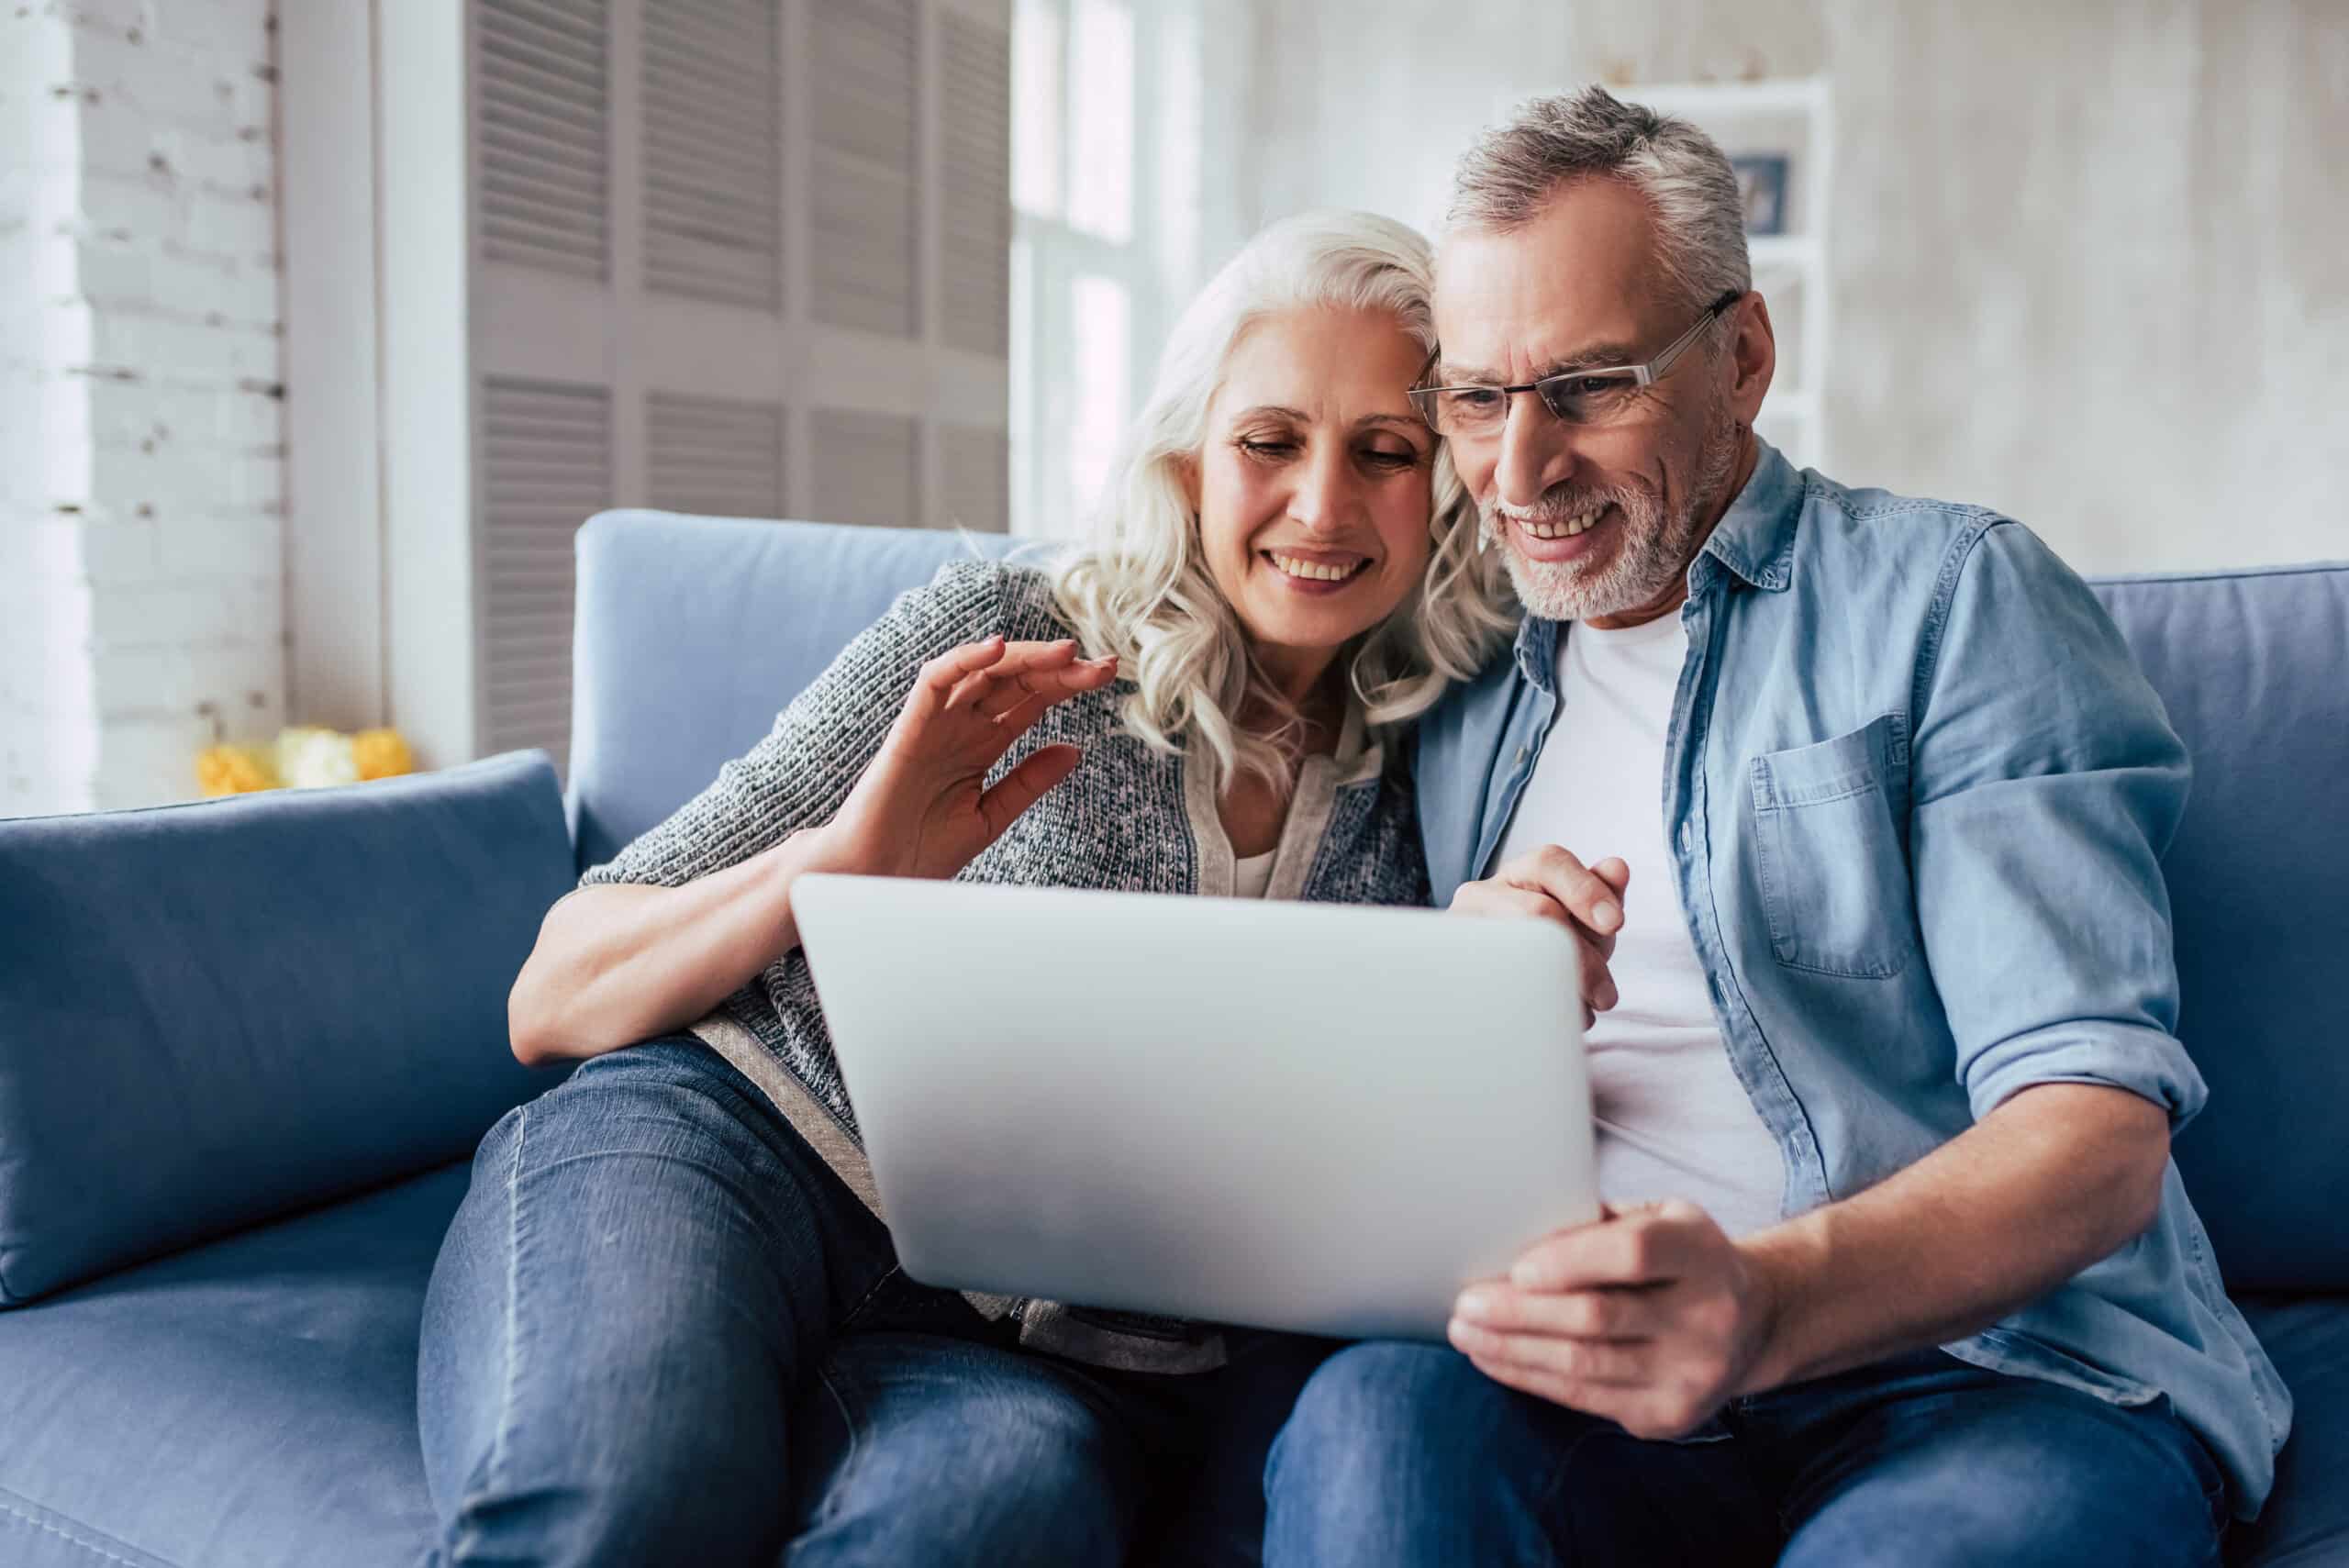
[195,726,417,797]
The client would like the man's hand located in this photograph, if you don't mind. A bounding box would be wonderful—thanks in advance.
[1449,845,1629,1028]
[1446,1201,1778,1440]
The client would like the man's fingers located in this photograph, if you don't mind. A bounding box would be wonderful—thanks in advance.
[1592,856,1631,896]
[1463,1355,1714,1440]
[1447,1318,1652,1387]
[1453,883,1571,925]
[1499,845,1624,951]
[1508,1207,1707,1293]
[1453,1282,1664,1342]
[1461,1353,1633,1418]
[974,744,1084,841]
[1573,929,1620,1014]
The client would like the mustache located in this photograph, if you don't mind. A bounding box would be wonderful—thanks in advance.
[1481,485,1635,524]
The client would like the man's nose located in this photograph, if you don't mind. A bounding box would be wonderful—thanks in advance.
[1493,395,1579,511]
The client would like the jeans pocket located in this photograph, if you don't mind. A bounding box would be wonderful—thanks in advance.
[1749,716,1918,979]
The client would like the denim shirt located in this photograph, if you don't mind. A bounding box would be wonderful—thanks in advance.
[1414,441,2291,1516]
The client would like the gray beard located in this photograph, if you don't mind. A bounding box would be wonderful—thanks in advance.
[1486,406,1744,623]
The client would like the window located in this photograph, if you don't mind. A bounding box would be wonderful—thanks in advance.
[1008,0,1212,540]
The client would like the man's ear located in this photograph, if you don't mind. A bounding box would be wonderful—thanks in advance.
[1728,293,1776,428]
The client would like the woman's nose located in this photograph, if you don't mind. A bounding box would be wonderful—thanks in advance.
[1288,445,1362,532]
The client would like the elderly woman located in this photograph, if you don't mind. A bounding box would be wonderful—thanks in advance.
[416,209,1512,1567]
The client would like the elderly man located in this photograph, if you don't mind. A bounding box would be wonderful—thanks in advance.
[1263,87,2288,1567]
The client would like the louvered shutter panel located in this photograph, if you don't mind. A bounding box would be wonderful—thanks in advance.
[448,0,1008,775]
[648,393,786,517]
[938,12,1009,357]
[936,422,1008,534]
[481,377,610,765]
[810,0,918,337]
[478,0,609,278]
[641,0,782,311]
[810,409,920,528]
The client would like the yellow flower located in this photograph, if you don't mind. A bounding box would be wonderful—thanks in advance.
[195,744,279,796]
[352,728,415,781]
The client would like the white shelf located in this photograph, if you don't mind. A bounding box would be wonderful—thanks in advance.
[1625,77,1832,472]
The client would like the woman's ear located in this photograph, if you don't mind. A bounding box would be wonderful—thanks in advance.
[1174,451,1201,516]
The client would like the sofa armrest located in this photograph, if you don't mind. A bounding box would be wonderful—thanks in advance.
[0,751,573,1307]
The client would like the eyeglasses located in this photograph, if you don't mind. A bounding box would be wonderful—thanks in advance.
[1408,290,1743,438]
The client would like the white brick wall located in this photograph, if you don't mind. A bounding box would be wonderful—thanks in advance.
[2,0,284,815]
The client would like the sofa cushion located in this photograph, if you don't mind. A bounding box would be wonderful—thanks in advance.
[567,510,1021,870]
[0,752,570,1307]
[0,1163,466,1568]
[2227,1296,2349,1566]
[2092,564,2349,1292]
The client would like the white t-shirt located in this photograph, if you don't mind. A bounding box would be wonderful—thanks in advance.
[1494,613,1787,1238]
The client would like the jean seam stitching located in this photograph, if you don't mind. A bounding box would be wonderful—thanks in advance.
[840,1264,901,1329]
[485,1106,531,1500]
[805,1362,866,1533]
[0,1496,165,1568]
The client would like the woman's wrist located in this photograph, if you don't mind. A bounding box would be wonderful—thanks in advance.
[763,823,859,956]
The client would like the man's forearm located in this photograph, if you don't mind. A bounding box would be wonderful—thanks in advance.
[1735,1082,2171,1396]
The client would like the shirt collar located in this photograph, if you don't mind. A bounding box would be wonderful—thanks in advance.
[1508,437,1802,691]
[1696,437,1802,595]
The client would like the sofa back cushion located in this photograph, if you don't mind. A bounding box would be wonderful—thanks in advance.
[568,512,2346,1292]
[567,509,1020,870]
[2091,562,2349,1292]
[0,751,572,1307]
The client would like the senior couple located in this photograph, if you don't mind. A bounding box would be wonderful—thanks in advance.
[417,87,2287,1566]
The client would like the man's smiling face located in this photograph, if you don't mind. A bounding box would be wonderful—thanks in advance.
[1432,177,1767,627]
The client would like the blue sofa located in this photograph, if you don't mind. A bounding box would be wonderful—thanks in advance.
[2,511,2343,1566]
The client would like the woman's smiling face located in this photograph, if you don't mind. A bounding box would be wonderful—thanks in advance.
[1185,306,1438,682]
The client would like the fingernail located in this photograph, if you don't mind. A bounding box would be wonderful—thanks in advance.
[1509,1260,1549,1289]
[1594,901,1621,932]
[1454,1288,1493,1322]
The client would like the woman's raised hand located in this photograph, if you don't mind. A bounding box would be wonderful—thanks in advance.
[814,636,1119,882]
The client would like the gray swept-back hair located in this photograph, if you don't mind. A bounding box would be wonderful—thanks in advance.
[1449,85,1751,326]
[1051,208,1515,796]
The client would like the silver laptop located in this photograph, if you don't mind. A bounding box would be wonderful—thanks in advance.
[791,873,1598,1340]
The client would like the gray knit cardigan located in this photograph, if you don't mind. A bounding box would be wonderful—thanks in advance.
[580,558,1431,1370]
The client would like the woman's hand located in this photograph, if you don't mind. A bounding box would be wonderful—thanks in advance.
[815,636,1119,882]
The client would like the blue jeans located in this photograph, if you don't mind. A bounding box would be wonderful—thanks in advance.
[1263,1340,2230,1567]
[417,1036,1326,1567]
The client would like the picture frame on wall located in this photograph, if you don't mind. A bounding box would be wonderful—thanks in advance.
[1731,153,1790,236]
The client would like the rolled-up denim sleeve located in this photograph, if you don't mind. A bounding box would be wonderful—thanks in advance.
[1910,521,2206,1130]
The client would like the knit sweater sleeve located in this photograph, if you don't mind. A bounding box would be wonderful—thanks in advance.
[578,558,1013,890]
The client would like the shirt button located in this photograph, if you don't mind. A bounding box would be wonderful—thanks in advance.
[1677,823,1696,853]
[1513,746,1530,769]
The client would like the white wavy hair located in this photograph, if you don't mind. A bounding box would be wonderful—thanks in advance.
[1050,208,1515,796]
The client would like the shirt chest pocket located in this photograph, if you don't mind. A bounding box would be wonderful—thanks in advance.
[1748,715,1917,979]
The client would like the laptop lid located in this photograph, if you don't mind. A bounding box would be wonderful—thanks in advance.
[792,873,1598,1340]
